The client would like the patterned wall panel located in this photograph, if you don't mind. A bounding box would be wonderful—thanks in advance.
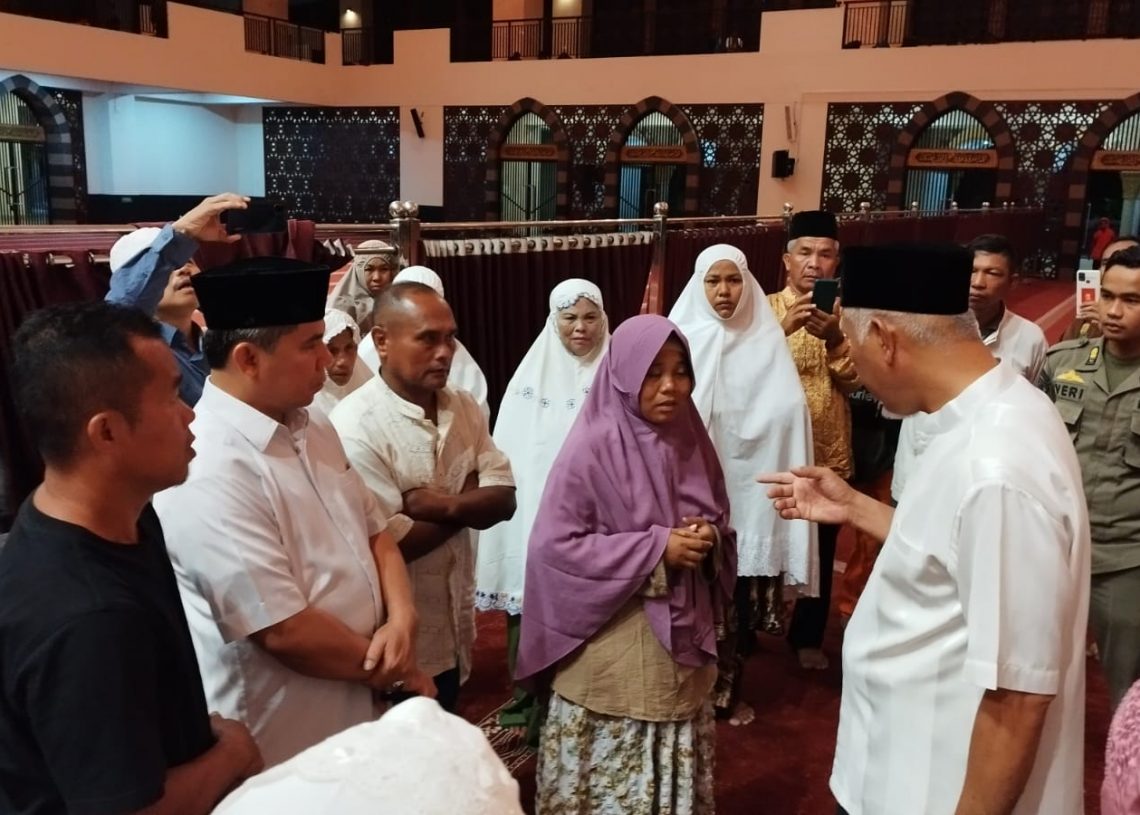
[42,87,88,223]
[685,103,765,216]
[992,101,1110,207]
[558,104,626,220]
[446,102,765,221]
[263,106,399,223]
[443,106,508,222]
[821,102,924,213]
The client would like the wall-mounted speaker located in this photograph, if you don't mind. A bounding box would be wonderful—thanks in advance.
[772,149,796,179]
[411,108,425,139]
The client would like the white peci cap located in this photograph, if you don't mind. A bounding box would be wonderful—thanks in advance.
[109,227,163,274]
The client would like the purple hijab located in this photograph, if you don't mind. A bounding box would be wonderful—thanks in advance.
[515,314,737,685]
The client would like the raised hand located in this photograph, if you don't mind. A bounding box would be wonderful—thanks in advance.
[172,193,250,244]
[756,466,855,526]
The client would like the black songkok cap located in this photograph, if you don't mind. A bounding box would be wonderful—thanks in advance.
[191,257,332,330]
[788,210,838,241]
[841,243,972,316]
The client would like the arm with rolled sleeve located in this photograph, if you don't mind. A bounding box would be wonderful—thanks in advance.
[951,481,1073,814]
[104,225,198,315]
[339,431,459,563]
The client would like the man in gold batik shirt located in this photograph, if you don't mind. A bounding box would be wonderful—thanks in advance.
[768,209,859,670]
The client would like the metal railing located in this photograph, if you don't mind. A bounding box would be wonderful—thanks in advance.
[0,0,168,36]
[342,27,371,65]
[492,16,591,60]
[842,0,1140,48]
[482,8,761,61]
[842,0,908,47]
[243,13,325,63]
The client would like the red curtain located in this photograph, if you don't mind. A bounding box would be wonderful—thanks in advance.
[0,251,111,523]
[428,242,653,417]
[660,225,791,311]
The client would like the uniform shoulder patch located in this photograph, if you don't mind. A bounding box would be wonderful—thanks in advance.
[1047,337,1089,355]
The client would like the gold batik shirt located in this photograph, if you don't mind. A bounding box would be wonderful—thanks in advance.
[768,287,859,479]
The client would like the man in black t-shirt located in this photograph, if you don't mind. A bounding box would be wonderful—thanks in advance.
[0,302,262,815]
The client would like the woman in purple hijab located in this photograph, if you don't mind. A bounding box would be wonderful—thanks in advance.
[517,314,736,815]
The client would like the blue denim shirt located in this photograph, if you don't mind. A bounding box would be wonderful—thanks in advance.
[104,225,205,405]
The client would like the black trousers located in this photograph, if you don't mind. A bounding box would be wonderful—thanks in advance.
[788,522,839,650]
[391,667,461,712]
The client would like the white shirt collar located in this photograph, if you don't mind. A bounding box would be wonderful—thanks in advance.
[921,361,1012,439]
[372,372,454,425]
[198,379,310,453]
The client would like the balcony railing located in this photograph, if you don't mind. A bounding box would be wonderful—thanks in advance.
[243,13,324,63]
[842,0,1140,48]
[493,17,590,59]
[484,9,760,61]
[341,27,392,65]
[0,0,167,36]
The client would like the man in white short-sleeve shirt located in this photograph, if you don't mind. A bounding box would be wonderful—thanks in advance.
[332,281,516,712]
[155,258,429,768]
[892,234,1048,502]
[761,244,1089,815]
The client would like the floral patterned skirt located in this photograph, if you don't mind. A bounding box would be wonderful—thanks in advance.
[535,693,716,815]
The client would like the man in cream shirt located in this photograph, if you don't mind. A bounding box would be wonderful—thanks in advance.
[156,258,429,768]
[892,233,1048,501]
[332,281,516,712]
[762,244,1088,815]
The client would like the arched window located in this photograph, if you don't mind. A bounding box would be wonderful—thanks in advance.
[1085,112,1140,256]
[0,92,49,225]
[617,112,687,219]
[903,108,997,211]
[500,111,558,221]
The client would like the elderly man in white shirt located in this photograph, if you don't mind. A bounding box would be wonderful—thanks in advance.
[331,281,516,712]
[761,243,1089,815]
[891,233,1048,501]
[155,257,429,769]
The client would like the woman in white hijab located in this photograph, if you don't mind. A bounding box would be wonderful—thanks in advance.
[475,278,609,736]
[668,243,816,725]
[326,240,399,334]
[311,309,373,417]
[358,265,491,417]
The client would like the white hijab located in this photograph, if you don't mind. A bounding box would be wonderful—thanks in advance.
[475,279,610,613]
[668,244,818,590]
[357,265,490,417]
[326,240,397,331]
[215,698,524,815]
[311,309,373,418]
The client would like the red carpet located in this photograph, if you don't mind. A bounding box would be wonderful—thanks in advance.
[463,609,1109,815]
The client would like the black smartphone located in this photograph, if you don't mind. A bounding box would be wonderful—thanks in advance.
[222,200,286,235]
[812,278,839,314]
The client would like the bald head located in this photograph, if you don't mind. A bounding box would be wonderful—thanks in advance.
[371,281,458,397]
[372,281,442,329]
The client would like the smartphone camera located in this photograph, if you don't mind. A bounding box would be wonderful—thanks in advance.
[221,200,287,235]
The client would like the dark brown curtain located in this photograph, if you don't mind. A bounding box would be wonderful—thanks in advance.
[660,225,790,311]
[428,242,653,417]
[0,251,111,526]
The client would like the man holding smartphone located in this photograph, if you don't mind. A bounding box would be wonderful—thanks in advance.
[768,210,859,670]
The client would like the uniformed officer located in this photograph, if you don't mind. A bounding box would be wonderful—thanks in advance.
[1042,244,1140,708]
